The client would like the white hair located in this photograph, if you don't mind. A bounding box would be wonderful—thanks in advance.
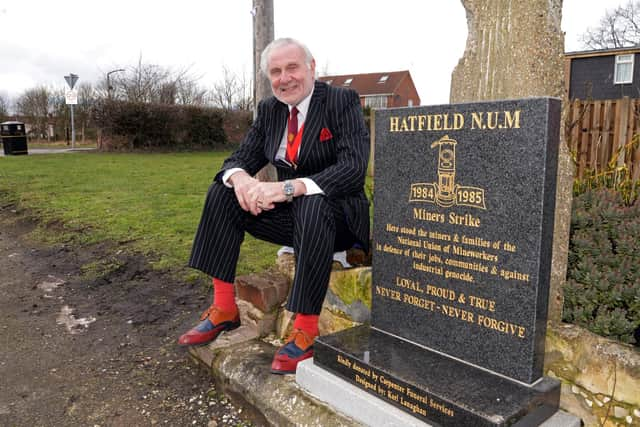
[260,38,314,76]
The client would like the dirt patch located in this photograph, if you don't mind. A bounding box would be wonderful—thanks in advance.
[0,205,255,426]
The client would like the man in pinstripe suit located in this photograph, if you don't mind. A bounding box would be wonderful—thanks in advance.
[179,38,370,374]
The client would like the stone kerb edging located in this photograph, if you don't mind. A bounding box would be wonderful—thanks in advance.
[544,323,640,426]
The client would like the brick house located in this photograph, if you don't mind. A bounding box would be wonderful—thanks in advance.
[318,70,420,108]
[565,46,640,100]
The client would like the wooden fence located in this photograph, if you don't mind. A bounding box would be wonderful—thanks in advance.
[566,97,640,184]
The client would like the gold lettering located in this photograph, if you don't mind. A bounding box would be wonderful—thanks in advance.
[448,212,481,227]
[441,304,475,323]
[433,115,442,130]
[407,115,417,131]
[468,295,496,312]
[442,114,453,130]
[403,293,437,311]
[390,116,399,132]
[396,276,424,293]
[426,284,456,300]
[429,398,455,417]
[379,376,405,393]
[486,111,499,129]
[453,113,464,129]
[499,269,530,282]
[418,115,426,130]
[355,374,377,391]
[477,314,526,338]
[399,117,409,132]
[504,110,521,129]
[471,112,484,129]
[413,208,445,223]
[376,286,402,301]
[337,354,352,368]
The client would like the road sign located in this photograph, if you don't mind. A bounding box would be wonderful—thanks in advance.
[65,89,78,105]
[64,73,79,90]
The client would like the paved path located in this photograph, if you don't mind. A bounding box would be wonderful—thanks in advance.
[0,147,96,156]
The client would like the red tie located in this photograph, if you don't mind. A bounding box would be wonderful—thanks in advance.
[286,106,301,165]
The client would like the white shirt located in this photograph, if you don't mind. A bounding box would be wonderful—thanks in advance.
[222,85,323,195]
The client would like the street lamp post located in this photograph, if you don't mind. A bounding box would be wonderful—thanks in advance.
[107,69,125,100]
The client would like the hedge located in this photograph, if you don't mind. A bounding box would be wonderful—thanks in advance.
[563,188,640,345]
[92,101,250,151]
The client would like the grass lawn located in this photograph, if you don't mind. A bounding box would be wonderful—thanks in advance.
[0,151,279,281]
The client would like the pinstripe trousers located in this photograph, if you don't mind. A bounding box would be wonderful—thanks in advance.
[188,182,356,314]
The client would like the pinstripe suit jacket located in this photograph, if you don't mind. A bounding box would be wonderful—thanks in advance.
[216,80,370,252]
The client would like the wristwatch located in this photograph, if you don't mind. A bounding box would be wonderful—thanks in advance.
[283,180,294,202]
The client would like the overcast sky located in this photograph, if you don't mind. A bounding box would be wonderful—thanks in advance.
[0,0,628,105]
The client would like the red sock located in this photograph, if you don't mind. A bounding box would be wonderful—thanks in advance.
[212,278,237,312]
[293,313,319,337]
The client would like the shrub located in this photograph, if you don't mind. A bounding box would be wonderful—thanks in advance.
[92,100,228,151]
[563,188,640,344]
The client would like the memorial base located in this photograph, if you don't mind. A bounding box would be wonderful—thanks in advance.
[314,325,560,427]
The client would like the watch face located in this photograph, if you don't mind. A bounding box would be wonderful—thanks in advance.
[284,182,294,196]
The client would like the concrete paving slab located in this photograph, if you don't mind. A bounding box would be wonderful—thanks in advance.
[296,359,582,427]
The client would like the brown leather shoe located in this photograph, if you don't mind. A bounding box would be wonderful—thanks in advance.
[178,305,240,346]
[270,329,316,374]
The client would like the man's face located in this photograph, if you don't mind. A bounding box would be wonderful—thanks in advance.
[267,43,315,106]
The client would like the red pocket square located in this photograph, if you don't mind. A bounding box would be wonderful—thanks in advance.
[320,127,333,142]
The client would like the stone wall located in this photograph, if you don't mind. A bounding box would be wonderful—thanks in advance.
[545,324,640,426]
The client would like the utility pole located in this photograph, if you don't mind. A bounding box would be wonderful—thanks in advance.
[252,0,276,181]
[253,0,273,114]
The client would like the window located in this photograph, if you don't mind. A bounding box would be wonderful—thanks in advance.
[408,99,414,107]
[377,75,389,84]
[614,54,634,84]
[343,78,353,86]
[364,95,387,109]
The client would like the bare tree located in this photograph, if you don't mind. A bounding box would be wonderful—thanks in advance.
[580,0,640,49]
[176,79,208,106]
[16,86,52,138]
[0,93,10,121]
[49,88,68,141]
[103,55,205,105]
[75,83,97,141]
[209,66,253,111]
[233,69,253,111]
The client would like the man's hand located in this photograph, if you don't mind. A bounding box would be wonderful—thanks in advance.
[246,181,289,214]
[229,172,305,216]
[228,171,261,214]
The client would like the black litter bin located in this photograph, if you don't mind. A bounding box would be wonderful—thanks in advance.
[1,121,28,155]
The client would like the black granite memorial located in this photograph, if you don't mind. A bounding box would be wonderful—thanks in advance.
[314,98,562,426]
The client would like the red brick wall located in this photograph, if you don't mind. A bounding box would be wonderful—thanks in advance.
[389,75,421,107]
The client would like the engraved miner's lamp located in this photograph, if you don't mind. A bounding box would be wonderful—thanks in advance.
[430,135,457,207]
